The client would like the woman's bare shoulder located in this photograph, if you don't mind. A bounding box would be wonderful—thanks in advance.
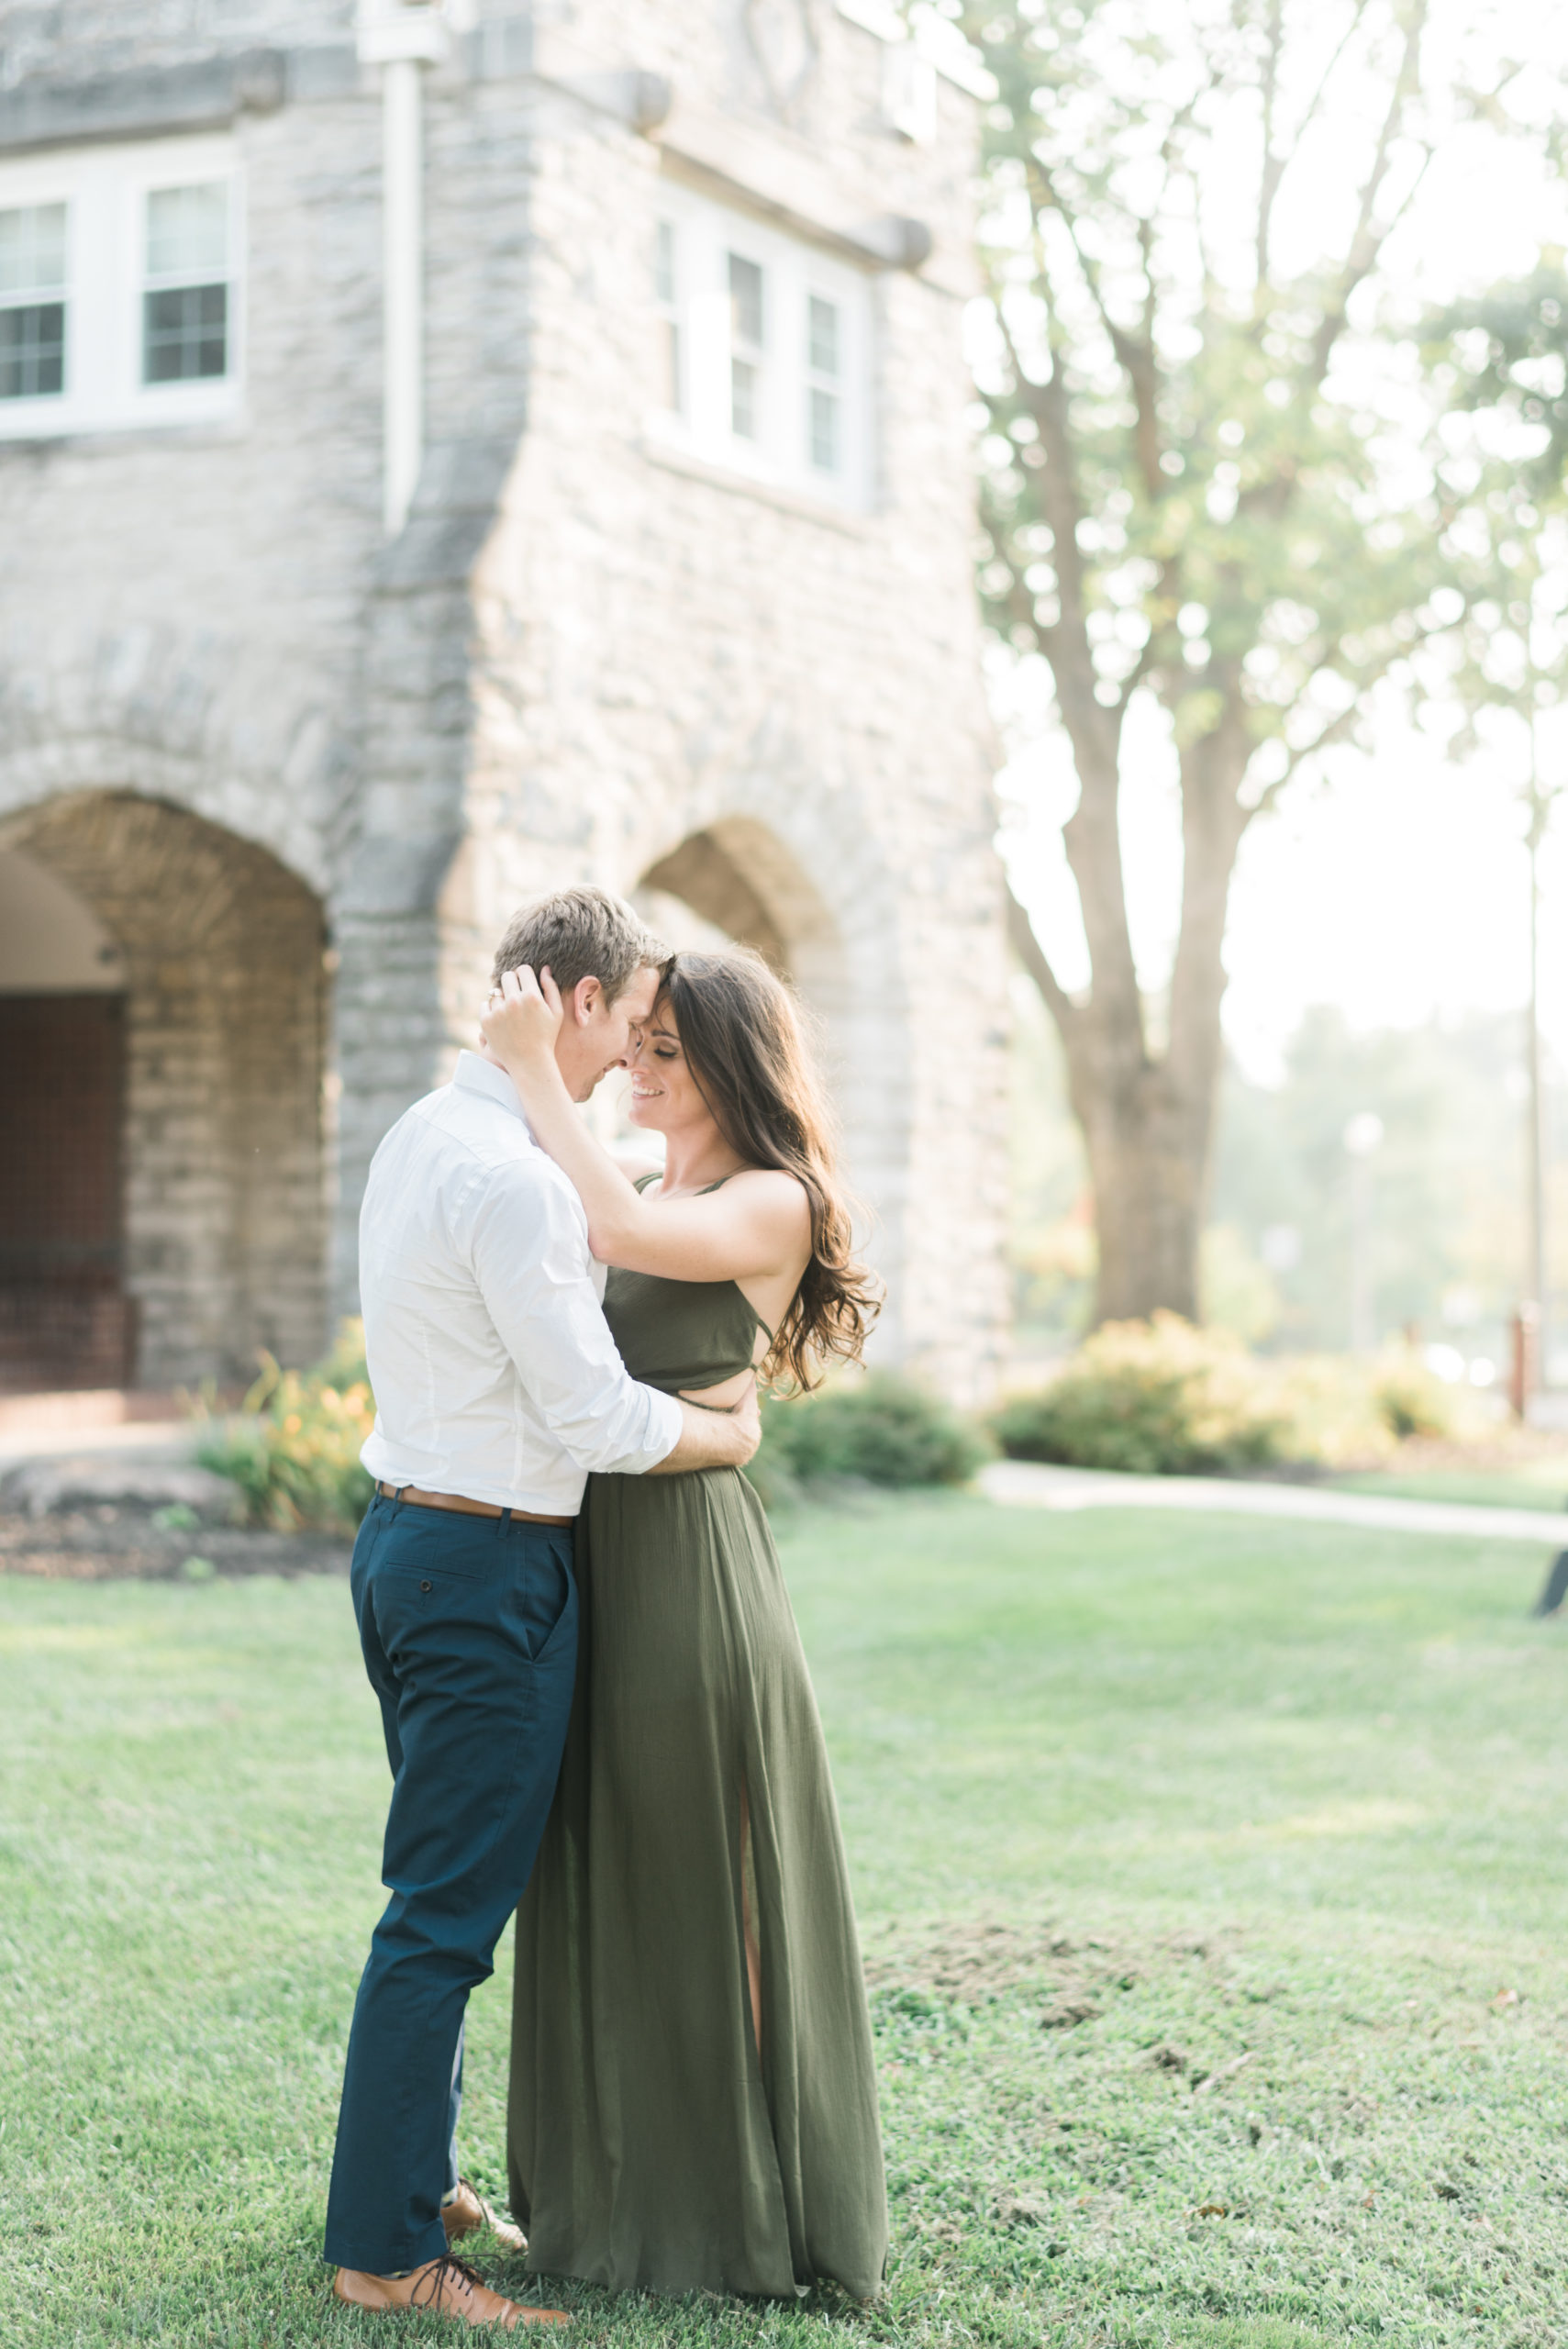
[729,1166,812,1230]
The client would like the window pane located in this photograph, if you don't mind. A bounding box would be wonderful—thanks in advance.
[661,320,683,414]
[728,253,763,349]
[143,283,228,383]
[0,301,65,398]
[146,183,228,280]
[731,356,757,439]
[808,295,839,379]
[809,385,839,472]
[0,203,67,296]
[655,221,676,306]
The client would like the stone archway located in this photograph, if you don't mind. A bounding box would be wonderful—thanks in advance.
[0,793,328,1390]
[629,814,917,1349]
[635,814,853,1064]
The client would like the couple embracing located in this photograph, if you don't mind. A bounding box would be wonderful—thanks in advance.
[324,887,889,2328]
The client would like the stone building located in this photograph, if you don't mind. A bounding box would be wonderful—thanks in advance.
[0,0,1007,1407]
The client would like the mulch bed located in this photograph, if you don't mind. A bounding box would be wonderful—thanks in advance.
[0,1506,352,1581]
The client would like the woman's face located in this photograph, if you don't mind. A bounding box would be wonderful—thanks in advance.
[626,996,717,1140]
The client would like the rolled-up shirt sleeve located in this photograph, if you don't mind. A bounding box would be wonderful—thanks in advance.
[465,1158,682,1475]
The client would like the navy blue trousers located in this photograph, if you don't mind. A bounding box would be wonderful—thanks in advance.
[323,1491,578,2276]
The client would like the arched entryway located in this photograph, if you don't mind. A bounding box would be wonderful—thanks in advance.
[637,814,849,1018]
[630,815,912,1347]
[0,793,328,1391]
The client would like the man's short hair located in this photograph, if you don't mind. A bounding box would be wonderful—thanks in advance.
[490,885,667,1008]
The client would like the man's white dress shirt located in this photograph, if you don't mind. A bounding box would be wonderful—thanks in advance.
[358,1052,682,1514]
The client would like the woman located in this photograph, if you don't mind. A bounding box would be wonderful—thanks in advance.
[478,946,888,2304]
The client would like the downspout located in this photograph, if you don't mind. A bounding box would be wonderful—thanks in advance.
[357,3,451,536]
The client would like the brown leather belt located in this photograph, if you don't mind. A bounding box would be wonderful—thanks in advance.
[376,1481,574,1528]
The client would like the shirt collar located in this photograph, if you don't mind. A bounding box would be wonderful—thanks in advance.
[453,1050,534,1130]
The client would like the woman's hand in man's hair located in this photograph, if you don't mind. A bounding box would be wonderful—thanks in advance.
[480,962,564,1074]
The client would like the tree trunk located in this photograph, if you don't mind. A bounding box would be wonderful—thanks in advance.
[1070,1061,1208,1322]
[1012,727,1250,1327]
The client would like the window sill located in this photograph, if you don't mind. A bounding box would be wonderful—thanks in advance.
[0,380,241,442]
[638,429,874,536]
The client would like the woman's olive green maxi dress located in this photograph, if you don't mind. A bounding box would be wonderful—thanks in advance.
[506,1242,888,2302]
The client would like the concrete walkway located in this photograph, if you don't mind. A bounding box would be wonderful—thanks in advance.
[979,1458,1568,1548]
[0,1416,196,1470]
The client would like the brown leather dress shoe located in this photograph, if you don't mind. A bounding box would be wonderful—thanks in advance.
[334,2254,569,2328]
[443,2178,528,2254]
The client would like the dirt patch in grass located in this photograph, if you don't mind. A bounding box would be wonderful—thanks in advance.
[865,1915,1242,2009]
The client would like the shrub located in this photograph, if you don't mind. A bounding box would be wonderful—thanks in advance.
[993,1322,1478,1478]
[751,1372,992,1505]
[991,1313,1287,1476]
[193,1319,376,1532]
[1257,1353,1396,1469]
[1370,1345,1461,1442]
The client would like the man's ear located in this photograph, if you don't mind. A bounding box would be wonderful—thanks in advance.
[571,975,603,1028]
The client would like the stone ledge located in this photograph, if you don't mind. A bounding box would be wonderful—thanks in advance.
[0,48,306,155]
[656,101,933,274]
[639,435,876,537]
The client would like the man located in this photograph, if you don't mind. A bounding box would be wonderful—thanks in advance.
[327,887,761,2331]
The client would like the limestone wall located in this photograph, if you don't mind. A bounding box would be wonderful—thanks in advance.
[0,0,1009,1401]
[438,11,1010,1397]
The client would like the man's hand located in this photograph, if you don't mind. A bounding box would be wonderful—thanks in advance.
[651,1379,762,1475]
[480,963,563,1073]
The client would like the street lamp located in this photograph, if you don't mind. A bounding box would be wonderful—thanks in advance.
[1343,1111,1384,1354]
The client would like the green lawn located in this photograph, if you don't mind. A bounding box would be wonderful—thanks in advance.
[3,1497,1567,2348]
[1328,1458,1568,1514]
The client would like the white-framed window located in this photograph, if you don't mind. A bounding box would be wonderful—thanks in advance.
[654,218,683,416]
[0,134,240,440]
[648,184,873,508]
[142,180,233,385]
[0,202,69,402]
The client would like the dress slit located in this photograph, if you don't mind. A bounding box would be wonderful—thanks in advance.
[739,1778,763,2059]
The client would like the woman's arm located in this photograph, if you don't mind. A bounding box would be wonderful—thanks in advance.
[479,968,808,1285]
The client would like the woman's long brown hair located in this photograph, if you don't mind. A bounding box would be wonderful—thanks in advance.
[659,947,881,1389]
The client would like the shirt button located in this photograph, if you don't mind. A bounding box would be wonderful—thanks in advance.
[420,1579,432,1593]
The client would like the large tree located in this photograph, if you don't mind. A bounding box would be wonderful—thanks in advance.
[1419,268,1568,1341]
[967,0,1551,1324]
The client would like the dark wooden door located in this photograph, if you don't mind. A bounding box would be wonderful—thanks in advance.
[0,996,132,1390]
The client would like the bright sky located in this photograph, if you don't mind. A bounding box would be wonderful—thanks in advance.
[1000,704,1568,1085]
[995,0,1568,1086]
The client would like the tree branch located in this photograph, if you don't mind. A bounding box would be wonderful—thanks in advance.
[1255,0,1286,290]
[1258,0,1373,297]
[1006,883,1076,1030]
[1244,616,1460,819]
[1029,160,1163,503]
[1308,4,1430,385]
[1115,622,1163,714]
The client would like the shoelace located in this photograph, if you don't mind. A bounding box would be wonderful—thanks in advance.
[409,2253,491,2314]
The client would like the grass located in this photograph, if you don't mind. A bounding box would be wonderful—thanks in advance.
[1327,1461,1568,1513]
[3,1496,1567,2346]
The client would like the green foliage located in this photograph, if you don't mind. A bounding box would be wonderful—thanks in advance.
[965,2,1524,799]
[1210,1007,1568,1364]
[1422,263,1568,503]
[1200,1222,1283,1346]
[1370,1345,1462,1442]
[993,1316,1474,1475]
[751,1373,992,1506]
[991,1312,1286,1475]
[194,1319,375,1533]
